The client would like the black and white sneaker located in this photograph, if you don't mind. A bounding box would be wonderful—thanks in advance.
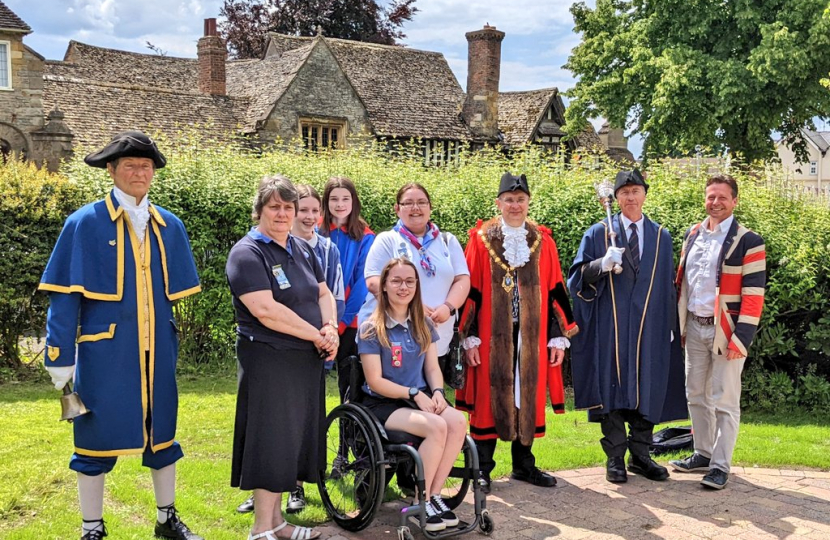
[286,485,306,514]
[423,500,447,532]
[430,495,459,527]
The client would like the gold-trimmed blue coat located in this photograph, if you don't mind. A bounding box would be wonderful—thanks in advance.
[39,191,200,457]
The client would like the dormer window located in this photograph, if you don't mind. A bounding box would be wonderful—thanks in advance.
[0,41,11,89]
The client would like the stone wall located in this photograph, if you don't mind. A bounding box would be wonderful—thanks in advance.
[259,42,371,146]
[0,31,44,157]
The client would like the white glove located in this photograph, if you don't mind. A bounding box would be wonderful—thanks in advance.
[601,247,625,272]
[46,365,75,390]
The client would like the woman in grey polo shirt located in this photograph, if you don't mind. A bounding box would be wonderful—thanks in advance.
[358,258,468,533]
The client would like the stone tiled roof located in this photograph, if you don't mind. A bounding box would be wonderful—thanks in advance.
[226,44,314,131]
[0,1,30,33]
[573,123,604,150]
[498,89,558,147]
[43,60,247,150]
[265,34,470,140]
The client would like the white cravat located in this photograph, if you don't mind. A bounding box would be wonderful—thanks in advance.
[113,186,150,243]
[500,218,530,268]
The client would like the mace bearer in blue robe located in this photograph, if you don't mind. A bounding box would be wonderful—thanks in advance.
[39,131,204,540]
[567,170,688,485]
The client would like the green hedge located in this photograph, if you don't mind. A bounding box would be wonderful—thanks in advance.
[3,135,830,388]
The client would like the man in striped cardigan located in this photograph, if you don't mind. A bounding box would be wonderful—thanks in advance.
[670,174,766,490]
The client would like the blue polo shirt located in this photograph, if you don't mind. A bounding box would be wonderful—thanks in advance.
[357,315,439,396]
[226,228,325,350]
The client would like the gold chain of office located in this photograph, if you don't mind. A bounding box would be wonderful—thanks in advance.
[478,227,542,293]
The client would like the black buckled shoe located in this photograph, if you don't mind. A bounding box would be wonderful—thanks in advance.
[511,467,557,487]
[477,471,491,495]
[81,519,107,540]
[236,494,255,514]
[606,457,628,483]
[627,454,670,481]
[701,468,729,490]
[154,506,204,540]
[669,453,711,473]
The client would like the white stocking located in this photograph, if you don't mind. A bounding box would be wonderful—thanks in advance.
[78,473,105,534]
[151,464,176,523]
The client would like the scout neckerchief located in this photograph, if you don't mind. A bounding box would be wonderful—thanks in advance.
[394,220,440,277]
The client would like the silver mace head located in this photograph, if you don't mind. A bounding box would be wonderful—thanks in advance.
[594,179,615,205]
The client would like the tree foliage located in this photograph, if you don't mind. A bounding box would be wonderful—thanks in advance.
[564,0,830,163]
[219,0,418,59]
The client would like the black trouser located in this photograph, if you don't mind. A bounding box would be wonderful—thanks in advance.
[475,438,536,477]
[335,327,358,403]
[599,409,655,458]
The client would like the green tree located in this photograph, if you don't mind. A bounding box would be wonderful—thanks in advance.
[564,0,830,162]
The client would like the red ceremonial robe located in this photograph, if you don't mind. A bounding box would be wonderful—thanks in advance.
[456,218,578,445]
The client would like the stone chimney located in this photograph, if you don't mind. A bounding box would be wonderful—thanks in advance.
[463,24,505,144]
[197,18,226,96]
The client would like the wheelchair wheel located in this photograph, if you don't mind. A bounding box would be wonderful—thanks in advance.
[317,404,386,532]
[438,437,472,510]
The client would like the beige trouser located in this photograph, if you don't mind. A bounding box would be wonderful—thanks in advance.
[684,316,746,473]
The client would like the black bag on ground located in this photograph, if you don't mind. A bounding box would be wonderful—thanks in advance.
[650,426,694,455]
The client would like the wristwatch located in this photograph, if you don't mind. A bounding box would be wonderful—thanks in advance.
[408,387,420,399]
[443,301,456,316]
[432,388,445,396]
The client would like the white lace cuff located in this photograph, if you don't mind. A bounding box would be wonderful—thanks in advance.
[548,337,570,350]
[462,336,482,350]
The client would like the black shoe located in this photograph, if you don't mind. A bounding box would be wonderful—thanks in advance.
[606,457,628,483]
[423,500,447,532]
[430,495,459,527]
[511,466,557,487]
[627,454,670,481]
[236,494,254,514]
[477,471,492,495]
[154,507,204,540]
[669,453,711,473]
[701,468,729,490]
[286,486,306,514]
[81,519,107,540]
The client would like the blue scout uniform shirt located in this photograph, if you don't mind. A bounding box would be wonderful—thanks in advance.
[39,191,201,456]
[357,315,439,396]
[226,228,325,350]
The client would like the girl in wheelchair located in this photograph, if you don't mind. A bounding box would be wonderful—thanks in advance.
[358,257,468,532]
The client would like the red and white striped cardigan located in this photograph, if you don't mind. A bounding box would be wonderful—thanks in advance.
[676,219,766,356]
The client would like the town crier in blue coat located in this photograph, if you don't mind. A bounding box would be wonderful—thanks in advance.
[567,170,687,485]
[39,131,203,540]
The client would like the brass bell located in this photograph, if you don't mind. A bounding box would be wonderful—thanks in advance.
[60,383,89,422]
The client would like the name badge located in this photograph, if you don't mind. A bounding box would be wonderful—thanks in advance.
[391,343,403,368]
[272,264,291,289]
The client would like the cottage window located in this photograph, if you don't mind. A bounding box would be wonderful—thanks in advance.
[423,139,461,166]
[810,161,818,175]
[300,118,345,151]
[0,41,11,89]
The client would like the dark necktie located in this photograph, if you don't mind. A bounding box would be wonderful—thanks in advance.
[628,223,640,272]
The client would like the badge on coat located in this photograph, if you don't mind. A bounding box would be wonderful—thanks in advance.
[272,264,291,289]
[391,343,403,367]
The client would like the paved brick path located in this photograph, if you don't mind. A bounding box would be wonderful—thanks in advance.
[313,466,830,539]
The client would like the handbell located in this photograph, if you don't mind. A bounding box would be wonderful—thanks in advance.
[60,383,89,422]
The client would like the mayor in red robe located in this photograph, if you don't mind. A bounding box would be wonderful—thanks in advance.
[456,172,578,493]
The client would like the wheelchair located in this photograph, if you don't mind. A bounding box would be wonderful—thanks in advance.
[316,356,494,540]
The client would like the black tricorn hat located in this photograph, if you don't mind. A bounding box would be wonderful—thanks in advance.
[613,169,648,195]
[84,130,166,169]
[498,172,530,197]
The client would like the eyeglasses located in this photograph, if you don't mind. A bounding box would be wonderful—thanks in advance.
[388,277,417,288]
[398,200,430,209]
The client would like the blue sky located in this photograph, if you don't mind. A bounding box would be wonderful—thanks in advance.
[8,0,642,155]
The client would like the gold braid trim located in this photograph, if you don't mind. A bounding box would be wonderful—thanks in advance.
[478,222,543,293]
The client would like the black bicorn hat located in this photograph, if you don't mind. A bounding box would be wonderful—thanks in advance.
[497,172,530,197]
[613,169,648,196]
[84,130,167,169]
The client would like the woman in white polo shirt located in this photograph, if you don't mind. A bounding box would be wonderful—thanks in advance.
[363,182,470,367]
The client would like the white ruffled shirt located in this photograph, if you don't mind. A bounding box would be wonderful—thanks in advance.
[113,186,150,243]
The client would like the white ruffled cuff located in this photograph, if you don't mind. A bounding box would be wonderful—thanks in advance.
[462,336,482,350]
[547,337,570,350]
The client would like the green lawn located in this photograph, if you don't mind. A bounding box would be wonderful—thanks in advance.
[1,373,828,539]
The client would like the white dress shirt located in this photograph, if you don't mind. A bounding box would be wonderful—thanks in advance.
[619,213,644,258]
[685,216,734,317]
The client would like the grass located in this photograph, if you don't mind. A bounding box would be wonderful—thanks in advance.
[1,373,829,539]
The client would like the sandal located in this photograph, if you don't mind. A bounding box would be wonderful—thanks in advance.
[248,530,277,540]
[271,520,321,540]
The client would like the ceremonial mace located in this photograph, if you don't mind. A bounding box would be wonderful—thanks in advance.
[594,179,623,275]
[60,383,89,422]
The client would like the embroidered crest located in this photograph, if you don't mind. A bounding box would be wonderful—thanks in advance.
[47,346,60,362]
